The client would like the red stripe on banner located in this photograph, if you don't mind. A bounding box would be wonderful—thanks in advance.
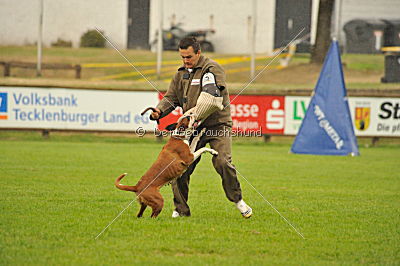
[0,115,8,120]
[231,95,285,134]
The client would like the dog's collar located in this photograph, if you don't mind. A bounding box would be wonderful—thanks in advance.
[171,134,186,140]
[171,128,194,140]
[171,135,186,140]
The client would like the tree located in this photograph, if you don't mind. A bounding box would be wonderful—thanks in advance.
[310,0,335,64]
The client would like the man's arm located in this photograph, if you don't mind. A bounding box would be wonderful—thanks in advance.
[207,65,227,91]
[151,75,180,120]
[181,65,225,126]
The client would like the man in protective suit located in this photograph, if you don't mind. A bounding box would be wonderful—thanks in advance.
[150,37,252,218]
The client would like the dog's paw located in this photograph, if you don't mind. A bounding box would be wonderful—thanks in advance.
[210,149,218,156]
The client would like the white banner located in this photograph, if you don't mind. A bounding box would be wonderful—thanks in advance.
[285,96,400,136]
[284,96,310,135]
[0,87,159,131]
[350,97,400,136]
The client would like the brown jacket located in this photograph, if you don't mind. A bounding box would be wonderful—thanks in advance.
[157,55,232,128]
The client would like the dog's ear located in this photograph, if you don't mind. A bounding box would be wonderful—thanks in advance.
[179,116,191,128]
[165,123,177,131]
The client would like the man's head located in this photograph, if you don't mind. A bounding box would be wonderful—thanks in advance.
[179,37,201,69]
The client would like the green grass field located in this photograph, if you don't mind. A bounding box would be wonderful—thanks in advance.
[0,132,399,265]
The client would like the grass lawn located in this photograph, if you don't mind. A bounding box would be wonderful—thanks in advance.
[0,132,399,264]
[1,45,399,92]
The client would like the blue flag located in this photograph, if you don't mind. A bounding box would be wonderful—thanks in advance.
[291,41,359,156]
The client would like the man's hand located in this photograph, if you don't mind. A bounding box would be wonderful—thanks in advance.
[150,108,161,120]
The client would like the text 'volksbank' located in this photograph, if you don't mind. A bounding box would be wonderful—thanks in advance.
[11,92,149,126]
[14,92,78,106]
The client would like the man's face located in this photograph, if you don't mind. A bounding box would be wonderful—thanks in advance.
[179,46,201,69]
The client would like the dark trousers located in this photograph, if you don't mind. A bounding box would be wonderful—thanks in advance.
[171,126,242,216]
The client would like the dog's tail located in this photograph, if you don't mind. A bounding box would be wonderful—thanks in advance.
[115,173,138,192]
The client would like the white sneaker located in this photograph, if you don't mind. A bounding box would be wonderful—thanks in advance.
[171,210,180,218]
[236,200,253,218]
[241,206,253,218]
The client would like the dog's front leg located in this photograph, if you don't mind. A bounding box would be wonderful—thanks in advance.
[189,128,206,153]
[192,147,218,161]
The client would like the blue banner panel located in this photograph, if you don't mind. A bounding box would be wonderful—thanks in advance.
[291,41,359,156]
[0,93,7,112]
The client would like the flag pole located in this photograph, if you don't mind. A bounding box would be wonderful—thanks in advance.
[250,0,257,79]
[156,0,163,80]
[37,0,44,77]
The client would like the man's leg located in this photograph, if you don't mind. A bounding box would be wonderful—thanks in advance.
[171,135,206,216]
[208,131,242,203]
[208,127,252,218]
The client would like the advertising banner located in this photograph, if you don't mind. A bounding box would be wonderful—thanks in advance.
[158,94,285,134]
[231,95,285,134]
[350,97,400,136]
[284,96,310,135]
[0,87,159,131]
[285,96,400,137]
[1,87,398,137]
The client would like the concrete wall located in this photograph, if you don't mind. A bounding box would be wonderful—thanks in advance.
[1,0,398,53]
[0,0,128,48]
[149,0,276,54]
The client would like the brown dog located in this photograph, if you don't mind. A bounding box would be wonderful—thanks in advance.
[115,116,217,218]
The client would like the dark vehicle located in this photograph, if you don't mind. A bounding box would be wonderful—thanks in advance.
[152,24,215,52]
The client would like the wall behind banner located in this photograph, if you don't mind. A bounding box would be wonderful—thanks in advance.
[0,87,399,137]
